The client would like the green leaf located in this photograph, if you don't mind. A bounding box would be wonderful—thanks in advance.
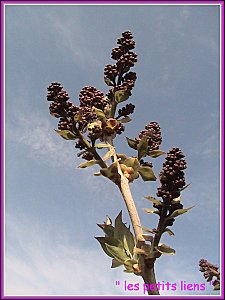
[95,143,109,149]
[143,208,160,215]
[100,163,119,180]
[104,76,114,86]
[102,148,115,161]
[163,228,175,236]
[138,225,154,234]
[114,211,135,256]
[95,237,122,258]
[138,166,157,181]
[126,137,138,150]
[119,116,132,124]
[137,136,148,160]
[115,90,130,103]
[148,150,165,158]
[123,259,138,272]
[114,211,128,241]
[145,196,162,206]
[155,244,176,255]
[116,154,127,164]
[167,206,195,219]
[92,107,106,120]
[105,244,129,263]
[97,224,114,237]
[111,258,123,268]
[78,159,98,168]
[54,129,76,140]
[123,157,140,170]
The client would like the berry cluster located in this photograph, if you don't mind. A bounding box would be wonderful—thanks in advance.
[137,122,162,151]
[79,86,109,111]
[118,103,135,118]
[104,31,137,101]
[199,259,220,289]
[47,82,79,119]
[157,148,186,203]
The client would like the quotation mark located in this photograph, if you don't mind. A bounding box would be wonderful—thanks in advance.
[116,280,120,286]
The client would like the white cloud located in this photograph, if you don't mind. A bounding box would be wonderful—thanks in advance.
[7,112,76,168]
[5,216,120,296]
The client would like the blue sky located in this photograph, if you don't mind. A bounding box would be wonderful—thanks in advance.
[4,3,221,296]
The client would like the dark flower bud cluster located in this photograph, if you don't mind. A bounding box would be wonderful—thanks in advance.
[137,121,162,151]
[104,64,118,82]
[157,148,186,204]
[79,86,108,111]
[81,151,94,161]
[118,103,135,117]
[105,31,137,102]
[199,259,220,289]
[47,82,79,119]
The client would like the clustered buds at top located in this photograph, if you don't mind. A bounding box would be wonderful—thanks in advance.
[199,259,220,290]
[104,31,137,104]
[137,121,162,151]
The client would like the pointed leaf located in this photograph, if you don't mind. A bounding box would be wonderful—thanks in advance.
[137,136,148,160]
[117,153,127,162]
[114,211,128,241]
[78,159,98,168]
[119,116,132,124]
[155,244,175,255]
[163,228,175,236]
[124,259,138,268]
[95,237,122,258]
[95,143,109,149]
[145,196,162,206]
[138,225,154,234]
[167,206,195,219]
[104,76,114,86]
[102,148,115,161]
[126,137,138,150]
[148,150,165,158]
[115,90,130,103]
[105,244,129,263]
[111,259,123,268]
[97,224,114,237]
[143,208,160,215]
[92,107,106,120]
[123,157,140,170]
[54,129,76,140]
[138,166,157,181]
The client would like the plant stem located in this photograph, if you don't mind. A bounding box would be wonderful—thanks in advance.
[117,175,159,295]
[118,175,144,242]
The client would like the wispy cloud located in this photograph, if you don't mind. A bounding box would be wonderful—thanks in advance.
[7,112,75,169]
[5,215,120,296]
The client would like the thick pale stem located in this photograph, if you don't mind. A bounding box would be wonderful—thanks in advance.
[118,175,144,242]
[118,175,159,295]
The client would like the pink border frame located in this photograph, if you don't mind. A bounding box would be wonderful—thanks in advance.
[0,1,224,299]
